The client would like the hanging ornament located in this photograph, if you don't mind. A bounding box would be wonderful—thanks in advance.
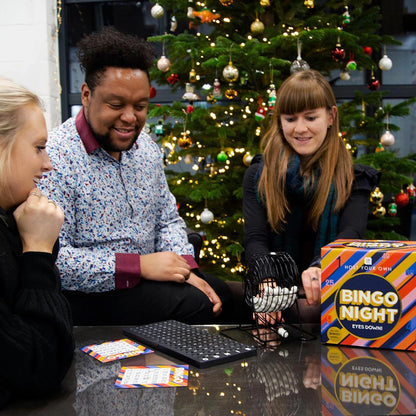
[219,0,234,5]
[342,6,351,25]
[187,7,195,19]
[290,39,310,73]
[368,69,380,91]
[379,55,393,71]
[155,120,164,135]
[370,187,384,205]
[346,54,357,71]
[388,198,397,217]
[268,83,276,110]
[200,207,214,224]
[395,189,410,207]
[149,86,157,99]
[225,87,238,100]
[167,73,179,85]
[186,104,194,114]
[380,130,395,147]
[255,96,266,122]
[340,71,350,81]
[178,131,192,149]
[304,0,314,8]
[182,83,200,102]
[217,151,228,163]
[157,55,171,72]
[223,61,239,83]
[170,16,177,32]
[260,0,270,6]
[406,183,416,203]
[213,78,222,99]
[193,8,220,23]
[189,68,197,83]
[151,3,164,18]
[375,142,384,153]
[380,113,395,146]
[250,18,265,35]
[243,152,253,167]
[331,38,346,62]
[362,46,372,56]
[372,203,386,217]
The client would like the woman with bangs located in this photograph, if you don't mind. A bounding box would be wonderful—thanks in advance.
[243,70,380,323]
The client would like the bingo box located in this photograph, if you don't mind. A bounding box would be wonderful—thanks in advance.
[321,239,416,351]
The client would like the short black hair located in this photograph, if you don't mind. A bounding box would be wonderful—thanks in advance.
[77,26,155,91]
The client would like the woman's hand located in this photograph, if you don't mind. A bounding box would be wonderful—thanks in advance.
[301,266,321,305]
[13,190,64,253]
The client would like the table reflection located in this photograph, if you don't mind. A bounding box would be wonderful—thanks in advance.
[321,344,416,415]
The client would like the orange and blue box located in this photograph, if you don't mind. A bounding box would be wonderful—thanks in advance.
[321,239,416,351]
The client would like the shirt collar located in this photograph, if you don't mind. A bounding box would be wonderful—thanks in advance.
[75,108,100,154]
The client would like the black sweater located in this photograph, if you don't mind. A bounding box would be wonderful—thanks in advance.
[0,208,74,408]
[243,161,381,273]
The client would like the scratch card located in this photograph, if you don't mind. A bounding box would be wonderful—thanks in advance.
[81,339,153,363]
[115,365,189,388]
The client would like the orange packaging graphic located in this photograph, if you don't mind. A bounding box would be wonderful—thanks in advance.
[321,240,416,350]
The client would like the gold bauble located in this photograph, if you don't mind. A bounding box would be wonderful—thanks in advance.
[189,68,197,83]
[260,0,270,6]
[304,0,314,8]
[372,203,386,217]
[370,187,384,205]
[243,153,253,167]
[178,132,192,149]
[225,87,238,100]
[250,18,265,35]
[222,62,239,82]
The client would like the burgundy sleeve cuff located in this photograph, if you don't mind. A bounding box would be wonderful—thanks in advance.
[182,254,198,270]
[115,253,141,290]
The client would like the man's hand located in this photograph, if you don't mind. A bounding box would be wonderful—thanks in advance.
[140,252,191,282]
[186,272,222,316]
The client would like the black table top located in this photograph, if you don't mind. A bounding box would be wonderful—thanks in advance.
[3,323,415,416]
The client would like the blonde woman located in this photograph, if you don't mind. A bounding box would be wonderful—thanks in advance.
[0,77,73,408]
[243,70,380,322]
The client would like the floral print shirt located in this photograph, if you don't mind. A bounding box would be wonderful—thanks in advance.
[39,109,196,293]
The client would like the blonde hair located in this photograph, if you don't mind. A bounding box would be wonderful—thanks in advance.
[259,70,354,232]
[0,77,42,194]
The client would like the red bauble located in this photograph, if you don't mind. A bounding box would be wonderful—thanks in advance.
[331,46,346,62]
[362,46,372,55]
[368,77,380,91]
[149,86,157,98]
[186,104,194,113]
[395,190,409,207]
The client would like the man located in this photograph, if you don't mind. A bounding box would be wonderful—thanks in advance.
[40,27,233,325]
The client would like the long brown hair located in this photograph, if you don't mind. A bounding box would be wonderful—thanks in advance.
[258,70,353,232]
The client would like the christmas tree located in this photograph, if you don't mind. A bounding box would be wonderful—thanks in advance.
[146,0,416,280]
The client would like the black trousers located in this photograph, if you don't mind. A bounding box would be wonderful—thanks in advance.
[63,272,245,326]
